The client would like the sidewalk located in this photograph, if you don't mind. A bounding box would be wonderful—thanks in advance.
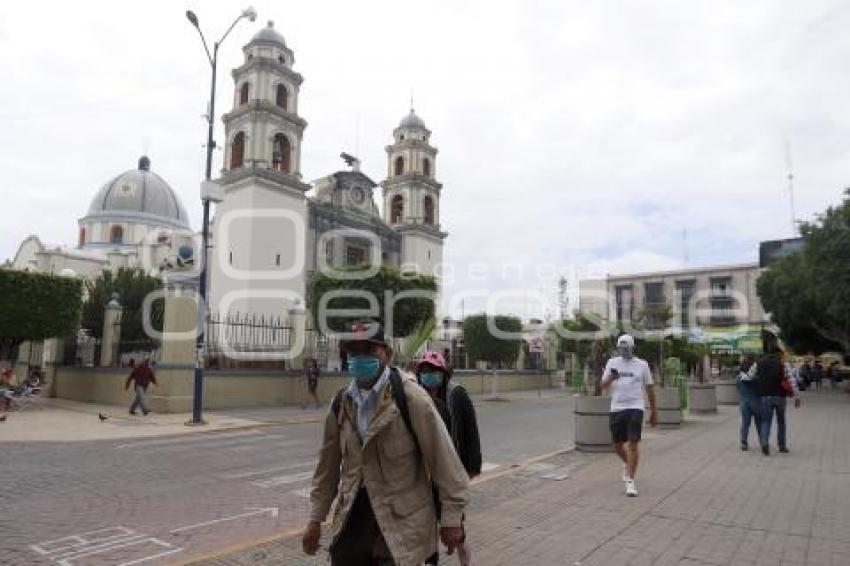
[0,389,571,443]
[0,398,328,442]
[187,390,850,566]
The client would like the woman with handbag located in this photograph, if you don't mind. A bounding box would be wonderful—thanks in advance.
[749,340,801,455]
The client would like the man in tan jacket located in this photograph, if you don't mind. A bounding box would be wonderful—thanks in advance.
[303,319,470,565]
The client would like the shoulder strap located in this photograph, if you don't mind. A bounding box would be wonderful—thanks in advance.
[446,383,458,421]
[445,383,460,445]
[389,368,420,453]
[331,386,347,423]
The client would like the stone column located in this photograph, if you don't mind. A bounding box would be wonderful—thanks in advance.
[153,289,200,413]
[160,291,199,365]
[289,307,307,369]
[100,295,123,367]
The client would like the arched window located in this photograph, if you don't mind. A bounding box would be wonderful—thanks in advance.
[78,227,86,247]
[423,196,435,225]
[272,133,291,173]
[110,225,123,244]
[394,156,404,176]
[390,195,404,224]
[422,158,431,177]
[231,132,245,169]
[239,82,250,105]
[276,84,288,109]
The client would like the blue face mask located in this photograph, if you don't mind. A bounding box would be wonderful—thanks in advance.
[420,371,443,389]
[348,356,381,386]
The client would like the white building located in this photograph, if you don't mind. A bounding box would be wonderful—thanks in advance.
[13,156,194,280]
[578,262,767,340]
[208,22,448,319]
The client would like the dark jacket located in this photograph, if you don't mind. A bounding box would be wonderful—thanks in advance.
[126,366,156,390]
[755,354,784,397]
[443,385,482,478]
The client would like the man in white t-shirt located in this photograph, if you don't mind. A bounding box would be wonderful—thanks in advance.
[599,334,657,497]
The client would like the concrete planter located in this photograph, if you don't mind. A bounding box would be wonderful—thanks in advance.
[574,395,613,453]
[714,380,739,405]
[688,382,718,414]
[656,386,682,428]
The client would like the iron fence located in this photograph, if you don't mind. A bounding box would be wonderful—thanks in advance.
[206,312,296,370]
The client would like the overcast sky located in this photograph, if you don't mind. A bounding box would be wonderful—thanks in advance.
[1,1,848,318]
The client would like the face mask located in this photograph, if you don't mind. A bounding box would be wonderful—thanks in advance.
[348,356,381,385]
[420,371,443,389]
[619,346,633,359]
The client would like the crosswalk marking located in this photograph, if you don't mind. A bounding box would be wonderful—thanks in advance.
[252,471,315,488]
[220,460,314,480]
[115,430,263,450]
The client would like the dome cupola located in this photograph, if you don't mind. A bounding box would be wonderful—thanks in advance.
[81,156,190,230]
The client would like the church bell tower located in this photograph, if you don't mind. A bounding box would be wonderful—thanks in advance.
[381,108,447,278]
[210,21,310,318]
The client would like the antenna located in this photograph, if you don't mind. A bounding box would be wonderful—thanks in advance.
[682,228,689,265]
[785,140,797,234]
[410,88,414,112]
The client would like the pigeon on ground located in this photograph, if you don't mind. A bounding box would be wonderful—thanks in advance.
[98,413,109,422]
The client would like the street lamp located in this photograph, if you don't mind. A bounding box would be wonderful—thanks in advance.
[185,6,256,425]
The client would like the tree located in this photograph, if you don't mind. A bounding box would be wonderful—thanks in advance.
[462,314,522,369]
[558,314,610,367]
[307,265,437,337]
[0,270,83,361]
[758,189,850,356]
[81,268,163,349]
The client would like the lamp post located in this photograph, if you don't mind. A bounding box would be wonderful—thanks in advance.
[186,6,257,425]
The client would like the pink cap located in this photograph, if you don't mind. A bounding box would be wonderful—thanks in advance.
[416,350,448,372]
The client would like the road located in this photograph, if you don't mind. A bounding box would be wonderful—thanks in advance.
[0,391,574,566]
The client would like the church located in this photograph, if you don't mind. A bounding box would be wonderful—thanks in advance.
[12,20,448,327]
[207,21,448,319]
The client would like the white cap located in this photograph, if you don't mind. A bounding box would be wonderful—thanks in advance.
[617,334,635,347]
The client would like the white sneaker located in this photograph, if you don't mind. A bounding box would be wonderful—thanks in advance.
[622,464,631,482]
[625,479,638,497]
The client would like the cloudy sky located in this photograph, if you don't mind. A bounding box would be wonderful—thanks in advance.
[1,1,848,318]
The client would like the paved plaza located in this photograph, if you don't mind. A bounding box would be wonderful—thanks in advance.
[0,390,572,566]
[190,389,850,566]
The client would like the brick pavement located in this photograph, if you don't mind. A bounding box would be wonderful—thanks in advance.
[185,389,850,566]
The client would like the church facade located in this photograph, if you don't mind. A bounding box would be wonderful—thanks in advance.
[208,21,448,321]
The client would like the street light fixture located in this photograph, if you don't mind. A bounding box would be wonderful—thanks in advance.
[185,7,256,425]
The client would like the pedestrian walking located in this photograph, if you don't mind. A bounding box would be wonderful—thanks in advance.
[749,339,800,455]
[304,358,321,409]
[799,360,812,391]
[125,359,156,416]
[302,320,469,566]
[812,359,824,390]
[736,356,761,451]
[599,334,658,497]
[1,368,15,411]
[415,350,481,566]
[827,361,840,389]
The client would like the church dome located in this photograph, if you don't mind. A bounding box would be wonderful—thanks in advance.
[399,109,427,130]
[84,156,190,229]
[251,21,286,47]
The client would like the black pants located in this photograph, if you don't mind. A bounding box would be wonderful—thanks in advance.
[330,488,395,566]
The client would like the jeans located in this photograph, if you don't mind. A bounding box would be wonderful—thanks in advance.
[759,396,787,449]
[130,385,149,414]
[739,398,761,445]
